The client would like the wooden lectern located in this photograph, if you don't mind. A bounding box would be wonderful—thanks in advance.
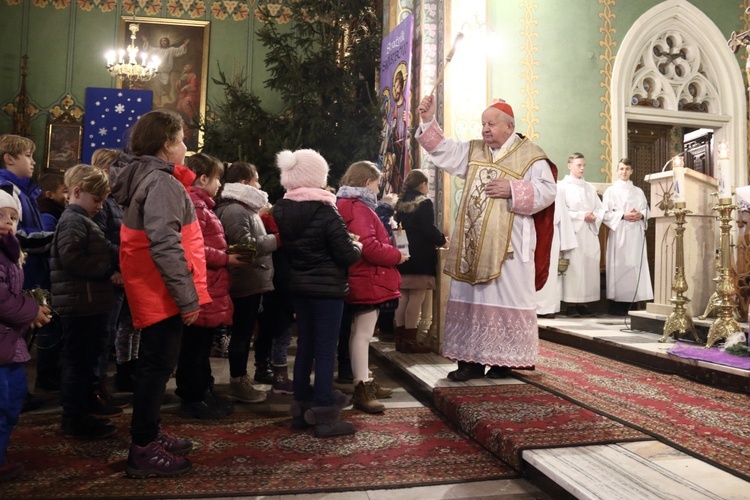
[644,169,717,316]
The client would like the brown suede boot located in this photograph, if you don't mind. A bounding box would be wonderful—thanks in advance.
[397,328,431,353]
[371,378,393,398]
[353,380,385,413]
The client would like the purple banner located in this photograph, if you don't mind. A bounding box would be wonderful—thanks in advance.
[378,14,414,195]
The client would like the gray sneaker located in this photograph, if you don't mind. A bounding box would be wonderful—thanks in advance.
[228,374,267,403]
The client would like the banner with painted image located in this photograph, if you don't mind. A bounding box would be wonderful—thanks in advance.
[378,14,414,195]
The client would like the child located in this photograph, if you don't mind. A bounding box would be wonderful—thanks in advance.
[0,135,52,289]
[176,153,240,419]
[0,186,50,482]
[214,162,276,404]
[110,109,210,478]
[0,135,59,396]
[36,173,67,232]
[558,153,604,317]
[394,169,447,352]
[90,149,134,407]
[256,207,295,395]
[50,164,119,439]
[273,149,362,438]
[336,161,405,413]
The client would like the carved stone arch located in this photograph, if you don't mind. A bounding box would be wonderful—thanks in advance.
[612,0,746,185]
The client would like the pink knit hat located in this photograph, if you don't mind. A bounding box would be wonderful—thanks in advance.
[276,149,329,190]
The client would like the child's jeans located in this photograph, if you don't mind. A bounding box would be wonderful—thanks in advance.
[0,363,27,465]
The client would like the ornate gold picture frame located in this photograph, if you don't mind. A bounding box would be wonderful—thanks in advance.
[45,111,82,173]
[117,16,210,152]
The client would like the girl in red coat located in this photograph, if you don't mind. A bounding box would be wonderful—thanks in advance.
[336,161,407,413]
[175,153,242,420]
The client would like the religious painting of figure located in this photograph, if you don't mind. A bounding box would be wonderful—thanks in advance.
[117,17,210,152]
[45,112,82,174]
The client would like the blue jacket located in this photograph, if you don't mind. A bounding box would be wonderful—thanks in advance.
[0,169,53,289]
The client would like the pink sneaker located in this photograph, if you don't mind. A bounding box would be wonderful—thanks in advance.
[126,442,192,479]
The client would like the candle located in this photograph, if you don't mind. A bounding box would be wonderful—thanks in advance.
[717,140,732,200]
[673,155,686,204]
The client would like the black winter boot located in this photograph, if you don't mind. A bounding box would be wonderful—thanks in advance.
[447,361,485,381]
[304,405,356,438]
[253,362,274,385]
[290,399,312,429]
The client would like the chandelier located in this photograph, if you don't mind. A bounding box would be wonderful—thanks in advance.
[105,22,160,86]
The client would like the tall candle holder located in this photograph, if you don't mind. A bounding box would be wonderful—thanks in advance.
[660,202,699,343]
[705,197,741,349]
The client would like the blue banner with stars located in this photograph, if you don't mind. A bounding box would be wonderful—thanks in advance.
[82,88,153,163]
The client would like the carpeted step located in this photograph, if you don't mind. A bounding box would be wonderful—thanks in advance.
[433,384,649,472]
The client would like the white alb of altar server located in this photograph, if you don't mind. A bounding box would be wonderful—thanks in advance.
[602,160,654,303]
[535,188,578,315]
[559,153,604,304]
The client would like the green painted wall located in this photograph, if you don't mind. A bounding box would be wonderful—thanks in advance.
[1,0,747,177]
[487,0,747,182]
[0,1,284,166]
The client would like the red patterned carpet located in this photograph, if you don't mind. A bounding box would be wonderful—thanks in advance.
[434,384,649,471]
[5,407,515,499]
[515,339,750,481]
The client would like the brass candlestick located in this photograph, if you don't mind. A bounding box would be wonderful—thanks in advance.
[705,197,741,348]
[660,202,698,343]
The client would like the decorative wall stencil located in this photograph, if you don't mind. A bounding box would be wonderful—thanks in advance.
[49,94,84,120]
[6,0,294,23]
[29,0,70,7]
[122,0,163,16]
[77,0,116,12]
[519,0,540,141]
[630,31,719,113]
[212,0,251,21]
[167,0,206,18]
[598,0,616,182]
[2,101,40,124]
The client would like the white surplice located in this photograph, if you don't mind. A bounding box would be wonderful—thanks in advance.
[602,180,654,302]
[559,175,604,303]
[535,187,578,314]
[415,121,556,368]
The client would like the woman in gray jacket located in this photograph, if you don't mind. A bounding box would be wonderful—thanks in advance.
[214,162,278,404]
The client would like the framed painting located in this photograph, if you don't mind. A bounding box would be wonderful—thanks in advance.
[117,16,210,152]
[45,111,82,173]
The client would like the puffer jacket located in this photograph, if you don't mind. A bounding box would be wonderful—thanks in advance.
[394,189,446,276]
[93,196,124,250]
[50,204,116,316]
[273,198,360,298]
[0,232,35,364]
[214,183,277,298]
[336,197,401,305]
[110,152,210,329]
[189,187,232,327]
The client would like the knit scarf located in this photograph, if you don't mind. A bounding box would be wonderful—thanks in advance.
[336,186,377,210]
[283,187,337,206]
